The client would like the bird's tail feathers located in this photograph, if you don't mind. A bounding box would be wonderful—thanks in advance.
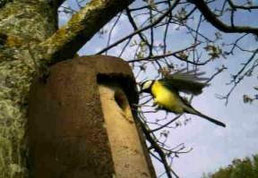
[183,106,226,127]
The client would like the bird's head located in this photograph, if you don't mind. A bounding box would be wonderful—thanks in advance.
[139,80,154,93]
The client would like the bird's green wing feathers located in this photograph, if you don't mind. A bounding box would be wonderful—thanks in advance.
[160,69,209,95]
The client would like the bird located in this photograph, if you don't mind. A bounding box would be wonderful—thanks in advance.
[140,69,226,127]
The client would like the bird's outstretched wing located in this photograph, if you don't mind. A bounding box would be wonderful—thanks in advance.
[160,68,209,95]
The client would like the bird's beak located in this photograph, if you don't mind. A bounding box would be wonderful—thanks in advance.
[138,88,145,94]
[138,80,152,94]
[139,87,150,94]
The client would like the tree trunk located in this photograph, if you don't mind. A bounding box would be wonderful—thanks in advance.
[0,1,58,177]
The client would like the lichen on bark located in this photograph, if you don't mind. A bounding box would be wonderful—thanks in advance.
[0,1,57,177]
[0,55,34,178]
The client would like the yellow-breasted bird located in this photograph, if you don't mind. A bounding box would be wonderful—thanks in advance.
[140,69,226,127]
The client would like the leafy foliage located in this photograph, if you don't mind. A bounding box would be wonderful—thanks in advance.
[202,154,258,178]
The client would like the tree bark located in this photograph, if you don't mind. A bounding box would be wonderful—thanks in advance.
[0,1,57,177]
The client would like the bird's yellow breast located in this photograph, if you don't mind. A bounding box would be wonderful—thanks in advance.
[151,81,184,113]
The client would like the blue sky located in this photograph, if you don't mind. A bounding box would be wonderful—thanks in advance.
[59,0,258,177]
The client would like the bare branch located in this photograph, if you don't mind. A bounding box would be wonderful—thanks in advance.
[96,0,180,54]
[150,115,182,133]
[39,0,134,64]
[228,0,258,11]
[125,8,152,53]
[127,43,209,66]
[190,0,258,35]
[105,12,122,55]
[129,1,168,11]
[217,49,258,104]
[138,116,179,178]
